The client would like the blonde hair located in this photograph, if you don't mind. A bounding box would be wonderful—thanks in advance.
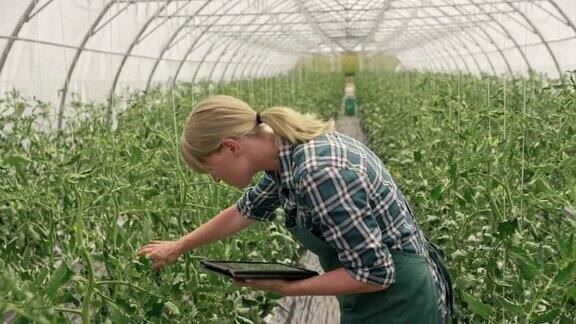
[180,95,334,173]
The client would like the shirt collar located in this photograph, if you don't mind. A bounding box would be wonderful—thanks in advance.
[266,140,296,190]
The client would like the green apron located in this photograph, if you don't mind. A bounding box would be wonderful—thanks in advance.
[285,217,447,323]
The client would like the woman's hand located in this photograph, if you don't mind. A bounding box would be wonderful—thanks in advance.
[233,278,292,295]
[136,240,184,271]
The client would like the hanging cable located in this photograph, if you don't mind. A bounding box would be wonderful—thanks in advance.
[58,0,69,131]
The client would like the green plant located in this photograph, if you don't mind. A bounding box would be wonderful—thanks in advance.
[356,70,576,322]
[0,72,344,322]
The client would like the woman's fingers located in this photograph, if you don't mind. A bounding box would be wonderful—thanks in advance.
[136,247,150,256]
[135,241,179,271]
[139,248,167,261]
[151,259,166,271]
[136,241,165,255]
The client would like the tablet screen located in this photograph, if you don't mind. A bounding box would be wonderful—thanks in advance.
[210,261,306,273]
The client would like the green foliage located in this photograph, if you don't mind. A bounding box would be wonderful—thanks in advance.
[0,72,344,322]
[356,70,576,322]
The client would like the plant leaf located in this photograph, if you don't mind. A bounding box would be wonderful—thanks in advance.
[461,290,492,319]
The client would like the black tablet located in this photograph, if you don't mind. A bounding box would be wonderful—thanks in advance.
[199,260,319,280]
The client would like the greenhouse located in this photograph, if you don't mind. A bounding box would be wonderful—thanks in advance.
[1,0,575,322]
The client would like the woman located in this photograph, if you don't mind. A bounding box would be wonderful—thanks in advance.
[137,95,454,323]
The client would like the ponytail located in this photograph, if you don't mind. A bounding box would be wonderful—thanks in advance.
[181,95,334,173]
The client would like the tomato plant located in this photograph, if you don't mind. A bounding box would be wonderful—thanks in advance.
[356,70,576,322]
[0,72,344,323]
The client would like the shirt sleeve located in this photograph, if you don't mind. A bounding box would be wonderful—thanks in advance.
[236,172,281,222]
[298,166,395,288]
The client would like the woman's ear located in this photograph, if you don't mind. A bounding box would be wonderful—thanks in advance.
[221,138,242,156]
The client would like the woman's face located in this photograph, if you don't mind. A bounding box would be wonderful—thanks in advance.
[201,138,255,188]
[200,126,279,188]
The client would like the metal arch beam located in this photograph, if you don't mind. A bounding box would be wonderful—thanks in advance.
[240,51,276,79]
[459,1,514,74]
[107,0,175,119]
[393,26,472,73]
[261,58,282,78]
[408,51,438,72]
[252,55,281,79]
[212,6,304,84]
[239,49,276,80]
[386,0,525,74]
[529,1,572,26]
[465,0,532,74]
[246,54,288,79]
[371,23,463,72]
[224,46,272,83]
[215,7,314,83]
[429,38,465,72]
[412,48,443,72]
[188,34,283,84]
[265,63,283,78]
[503,0,562,78]
[356,0,393,49]
[173,1,304,86]
[293,0,346,52]
[427,0,500,75]
[145,0,233,89]
[259,2,318,52]
[243,51,284,79]
[279,59,300,76]
[190,38,227,84]
[158,0,302,87]
[220,49,258,82]
[205,41,263,84]
[546,0,576,36]
[366,6,444,73]
[221,46,269,83]
[368,5,475,73]
[107,0,207,100]
[398,9,481,75]
[57,0,119,130]
[395,51,429,73]
[0,0,38,78]
[234,53,269,80]
[238,47,282,80]
[392,40,445,73]
[239,55,286,81]
[228,42,299,82]
[376,25,450,72]
[188,34,261,84]
[370,6,417,54]
[392,0,515,74]
[396,36,452,72]
[438,0,509,75]
[415,55,438,73]
[402,0,482,74]
[199,1,296,85]
[399,56,423,72]
[419,41,457,72]
[396,33,461,72]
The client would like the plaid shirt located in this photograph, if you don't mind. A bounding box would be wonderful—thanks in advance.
[236,131,447,318]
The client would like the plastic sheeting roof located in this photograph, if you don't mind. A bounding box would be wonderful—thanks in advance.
[1,0,575,112]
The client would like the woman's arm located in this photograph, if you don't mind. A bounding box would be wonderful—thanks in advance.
[284,267,386,295]
[236,267,386,296]
[137,204,255,270]
[176,204,255,252]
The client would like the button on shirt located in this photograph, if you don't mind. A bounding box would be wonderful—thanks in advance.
[236,131,447,318]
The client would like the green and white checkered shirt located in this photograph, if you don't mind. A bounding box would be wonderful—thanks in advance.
[236,131,448,318]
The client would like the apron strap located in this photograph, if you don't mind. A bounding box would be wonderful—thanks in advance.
[405,200,458,323]
[426,241,458,324]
